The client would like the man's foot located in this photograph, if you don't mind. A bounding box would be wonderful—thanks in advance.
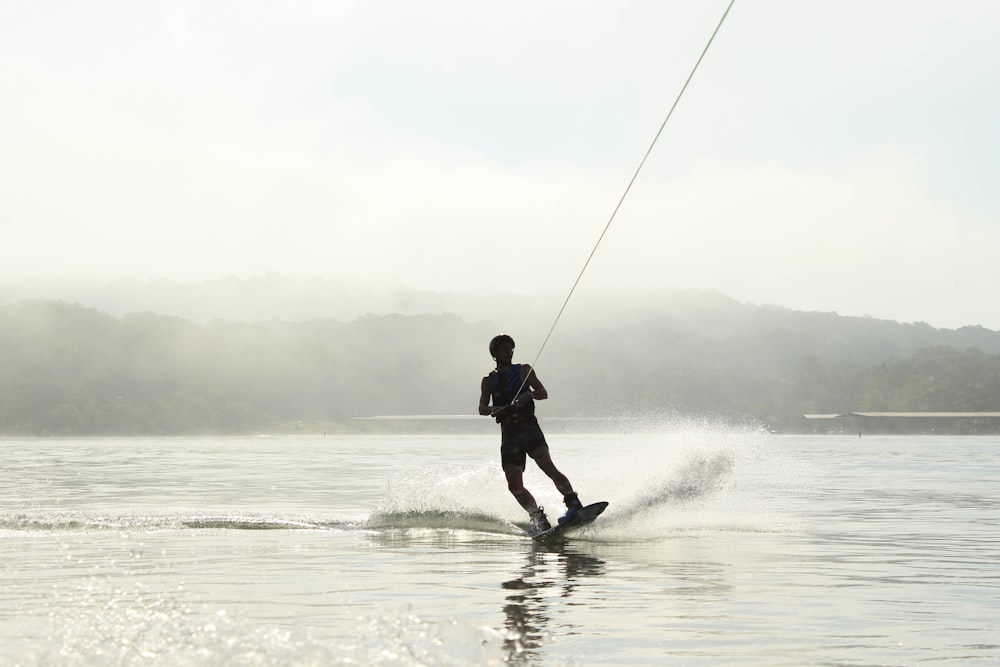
[559,493,584,524]
[529,507,551,534]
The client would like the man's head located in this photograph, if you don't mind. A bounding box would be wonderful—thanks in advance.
[489,334,515,358]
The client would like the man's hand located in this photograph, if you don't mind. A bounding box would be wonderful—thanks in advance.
[511,391,534,406]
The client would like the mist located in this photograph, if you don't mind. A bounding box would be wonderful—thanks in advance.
[2,2,999,329]
[4,277,1000,436]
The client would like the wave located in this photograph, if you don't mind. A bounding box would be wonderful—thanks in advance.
[2,443,762,539]
[0,509,524,536]
[616,450,736,515]
[365,508,524,536]
[0,512,361,534]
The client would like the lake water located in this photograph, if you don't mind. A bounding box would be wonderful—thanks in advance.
[1,425,998,665]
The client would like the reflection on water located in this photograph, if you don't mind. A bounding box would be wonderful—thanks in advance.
[501,542,606,664]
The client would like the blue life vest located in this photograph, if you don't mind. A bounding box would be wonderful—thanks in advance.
[489,364,536,426]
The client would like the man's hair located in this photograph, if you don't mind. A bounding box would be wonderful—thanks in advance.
[489,334,515,355]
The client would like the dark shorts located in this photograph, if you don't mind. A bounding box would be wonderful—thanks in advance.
[500,423,548,470]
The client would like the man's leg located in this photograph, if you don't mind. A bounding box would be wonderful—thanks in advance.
[531,448,574,497]
[503,463,538,511]
[532,447,584,519]
[505,464,551,533]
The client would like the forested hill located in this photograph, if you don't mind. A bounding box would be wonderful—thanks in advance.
[2,292,1000,436]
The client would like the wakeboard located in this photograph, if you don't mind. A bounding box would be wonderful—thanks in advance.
[530,501,609,541]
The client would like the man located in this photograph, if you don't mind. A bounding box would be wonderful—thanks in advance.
[479,334,584,534]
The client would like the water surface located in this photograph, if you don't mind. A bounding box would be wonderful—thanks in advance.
[1,430,997,665]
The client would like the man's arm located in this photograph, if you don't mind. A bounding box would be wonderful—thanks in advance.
[521,364,548,400]
[479,376,494,415]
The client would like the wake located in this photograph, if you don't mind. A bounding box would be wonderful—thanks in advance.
[368,421,777,541]
[615,451,735,516]
[2,423,779,540]
[364,509,521,536]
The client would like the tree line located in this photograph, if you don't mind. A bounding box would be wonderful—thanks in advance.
[2,297,1000,435]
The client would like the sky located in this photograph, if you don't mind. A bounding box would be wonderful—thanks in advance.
[2,0,999,329]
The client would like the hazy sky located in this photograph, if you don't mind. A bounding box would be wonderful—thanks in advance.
[2,1,998,329]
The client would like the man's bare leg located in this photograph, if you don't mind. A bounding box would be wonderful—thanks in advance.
[503,464,538,511]
[531,448,574,497]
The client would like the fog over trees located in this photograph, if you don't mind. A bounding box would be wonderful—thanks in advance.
[2,277,1000,435]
